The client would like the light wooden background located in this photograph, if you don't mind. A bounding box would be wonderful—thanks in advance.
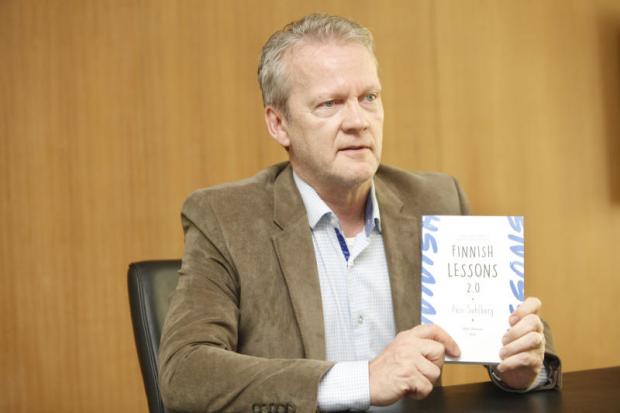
[2,0,620,411]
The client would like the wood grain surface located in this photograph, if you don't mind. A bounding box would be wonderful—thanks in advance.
[1,1,619,411]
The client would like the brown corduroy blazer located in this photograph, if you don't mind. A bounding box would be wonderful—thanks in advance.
[158,162,558,413]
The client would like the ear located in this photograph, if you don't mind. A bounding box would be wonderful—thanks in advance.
[264,106,291,148]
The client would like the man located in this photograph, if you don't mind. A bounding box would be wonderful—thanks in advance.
[159,14,560,412]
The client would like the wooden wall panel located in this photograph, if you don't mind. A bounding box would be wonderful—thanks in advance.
[1,1,619,411]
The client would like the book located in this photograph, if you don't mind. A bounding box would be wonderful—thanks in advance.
[420,215,525,364]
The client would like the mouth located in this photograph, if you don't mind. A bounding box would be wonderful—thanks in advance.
[338,145,371,153]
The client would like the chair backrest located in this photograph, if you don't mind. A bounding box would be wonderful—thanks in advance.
[128,260,181,413]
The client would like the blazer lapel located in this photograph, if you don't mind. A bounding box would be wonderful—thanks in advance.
[375,174,422,333]
[271,166,326,360]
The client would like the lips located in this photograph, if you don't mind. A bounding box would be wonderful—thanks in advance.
[339,145,371,152]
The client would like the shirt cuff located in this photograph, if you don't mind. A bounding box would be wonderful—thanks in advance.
[528,365,549,390]
[488,364,549,393]
[317,360,370,411]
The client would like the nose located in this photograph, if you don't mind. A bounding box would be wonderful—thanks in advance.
[341,99,369,133]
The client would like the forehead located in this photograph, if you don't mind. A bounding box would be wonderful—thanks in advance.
[285,41,380,96]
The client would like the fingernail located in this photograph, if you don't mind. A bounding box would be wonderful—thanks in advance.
[502,334,508,345]
[509,315,518,324]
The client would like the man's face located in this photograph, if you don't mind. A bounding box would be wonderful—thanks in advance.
[268,41,384,190]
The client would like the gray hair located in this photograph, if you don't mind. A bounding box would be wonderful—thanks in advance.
[257,14,376,117]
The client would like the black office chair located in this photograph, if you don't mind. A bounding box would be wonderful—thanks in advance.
[128,260,181,413]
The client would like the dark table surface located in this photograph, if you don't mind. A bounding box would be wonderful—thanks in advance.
[366,366,620,413]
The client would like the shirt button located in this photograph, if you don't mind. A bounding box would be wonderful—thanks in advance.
[357,314,364,325]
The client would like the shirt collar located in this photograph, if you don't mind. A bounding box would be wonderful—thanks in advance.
[292,171,382,235]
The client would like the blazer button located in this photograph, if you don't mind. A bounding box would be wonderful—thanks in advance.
[252,405,260,413]
[270,404,277,413]
[261,405,269,413]
[277,405,286,413]
[287,404,296,413]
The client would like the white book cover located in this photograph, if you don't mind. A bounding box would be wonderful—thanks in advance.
[420,215,525,364]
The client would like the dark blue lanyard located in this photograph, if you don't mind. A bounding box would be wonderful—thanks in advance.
[334,228,350,262]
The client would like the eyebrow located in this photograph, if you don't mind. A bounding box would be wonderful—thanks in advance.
[312,86,382,103]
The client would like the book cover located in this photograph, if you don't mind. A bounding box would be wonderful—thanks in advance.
[420,215,525,364]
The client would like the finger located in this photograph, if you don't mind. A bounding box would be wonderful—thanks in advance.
[417,338,448,365]
[414,353,442,384]
[510,297,542,325]
[406,372,434,400]
[499,331,545,360]
[412,324,461,358]
[503,314,544,345]
[496,350,544,374]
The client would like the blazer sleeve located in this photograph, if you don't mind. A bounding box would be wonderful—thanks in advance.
[453,176,470,215]
[539,320,563,390]
[158,195,332,413]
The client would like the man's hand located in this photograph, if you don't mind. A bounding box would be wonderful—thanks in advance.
[369,324,460,406]
[494,297,546,390]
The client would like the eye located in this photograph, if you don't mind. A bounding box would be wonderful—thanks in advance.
[320,100,336,108]
[364,93,378,102]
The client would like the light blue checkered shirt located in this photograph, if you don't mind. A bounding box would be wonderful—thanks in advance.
[293,173,396,411]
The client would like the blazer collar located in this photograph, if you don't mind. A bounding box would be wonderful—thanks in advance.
[271,165,327,359]
[375,169,422,332]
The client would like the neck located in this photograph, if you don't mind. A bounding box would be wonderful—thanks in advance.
[300,173,372,237]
